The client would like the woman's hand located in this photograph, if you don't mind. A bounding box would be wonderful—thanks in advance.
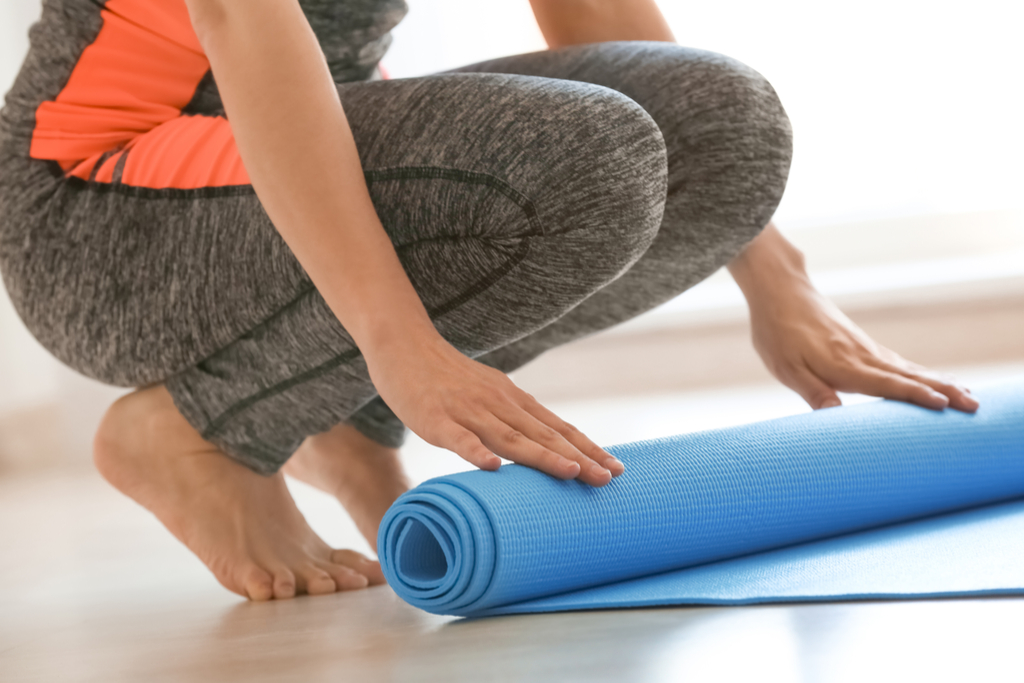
[729,223,979,413]
[362,330,625,487]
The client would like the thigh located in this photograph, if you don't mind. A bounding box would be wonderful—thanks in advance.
[1,69,666,388]
[446,41,794,372]
[445,41,794,287]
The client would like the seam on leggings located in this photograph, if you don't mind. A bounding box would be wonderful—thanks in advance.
[197,168,542,440]
[201,236,532,440]
[58,165,545,222]
[173,283,317,385]
[363,166,546,236]
[64,176,257,199]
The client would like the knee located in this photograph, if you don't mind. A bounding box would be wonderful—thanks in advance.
[618,46,794,259]
[691,53,794,247]
[527,82,669,286]
[704,52,792,163]
[667,48,794,196]
[567,41,793,183]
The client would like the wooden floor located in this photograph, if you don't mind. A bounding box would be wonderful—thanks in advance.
[3,366,1024,682]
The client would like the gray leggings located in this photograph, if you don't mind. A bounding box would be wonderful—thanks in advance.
[0,41,791,475]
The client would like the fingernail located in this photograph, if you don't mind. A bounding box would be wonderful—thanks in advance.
[931,390,950,405]
[590,464,610,477]
[821,399,841,409]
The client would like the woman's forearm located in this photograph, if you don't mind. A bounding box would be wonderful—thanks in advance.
[185,0,437,352]
[529,0,675,48]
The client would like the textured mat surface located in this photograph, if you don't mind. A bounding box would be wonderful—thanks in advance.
[378,381,1024,617]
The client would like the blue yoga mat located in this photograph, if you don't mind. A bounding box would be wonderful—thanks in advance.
[378,380,1024,617]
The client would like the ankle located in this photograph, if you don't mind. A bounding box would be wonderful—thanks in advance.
[93,385,214,490]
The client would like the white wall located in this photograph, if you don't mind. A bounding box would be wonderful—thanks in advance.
[660,0,1024,228]
[0,0,37,93]
[0,0,52,415]
[0,289,59,415]
[1,0,1022,417]
[385,0,1024,228]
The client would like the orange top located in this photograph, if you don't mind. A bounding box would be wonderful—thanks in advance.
[30,0,249,188]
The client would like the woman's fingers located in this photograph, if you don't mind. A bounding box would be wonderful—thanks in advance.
[420,370,618,486]
[517,394,625,477]
[458,409,613,484]
[785,365,842,410]
[795,349,978,415]
[904,370,978,412]
[431,377,619,486]
[868,357,979,413]
[492,403,615,486]
[472,411,590,482]
[439,423,502,471]
[836,364,950,410]
[369,336,622,487]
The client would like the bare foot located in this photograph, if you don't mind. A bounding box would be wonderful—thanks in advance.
[93,385,385,601]
[285,422,411,550]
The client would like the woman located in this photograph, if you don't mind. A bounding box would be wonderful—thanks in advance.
[0,0,977,601]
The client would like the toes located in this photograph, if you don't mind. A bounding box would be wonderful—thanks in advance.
[271,567,297,600]
[299,566,339,596]
[331,549,386,586]
[359,561,386,586]
[238,564,275,602]
[319,560,371,591]
[231,557,377,600]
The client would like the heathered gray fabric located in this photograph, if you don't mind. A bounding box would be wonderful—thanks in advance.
[350,42,796,449]
[0,22,791,474]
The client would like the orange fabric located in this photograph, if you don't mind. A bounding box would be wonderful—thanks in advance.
[121,115,249,188]
[30,0,248,188]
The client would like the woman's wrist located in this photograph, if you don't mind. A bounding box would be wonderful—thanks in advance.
[727,222,811,304]
[346,305,443,363]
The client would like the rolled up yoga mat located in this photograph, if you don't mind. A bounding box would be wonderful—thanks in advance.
[378,380,1024,617]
